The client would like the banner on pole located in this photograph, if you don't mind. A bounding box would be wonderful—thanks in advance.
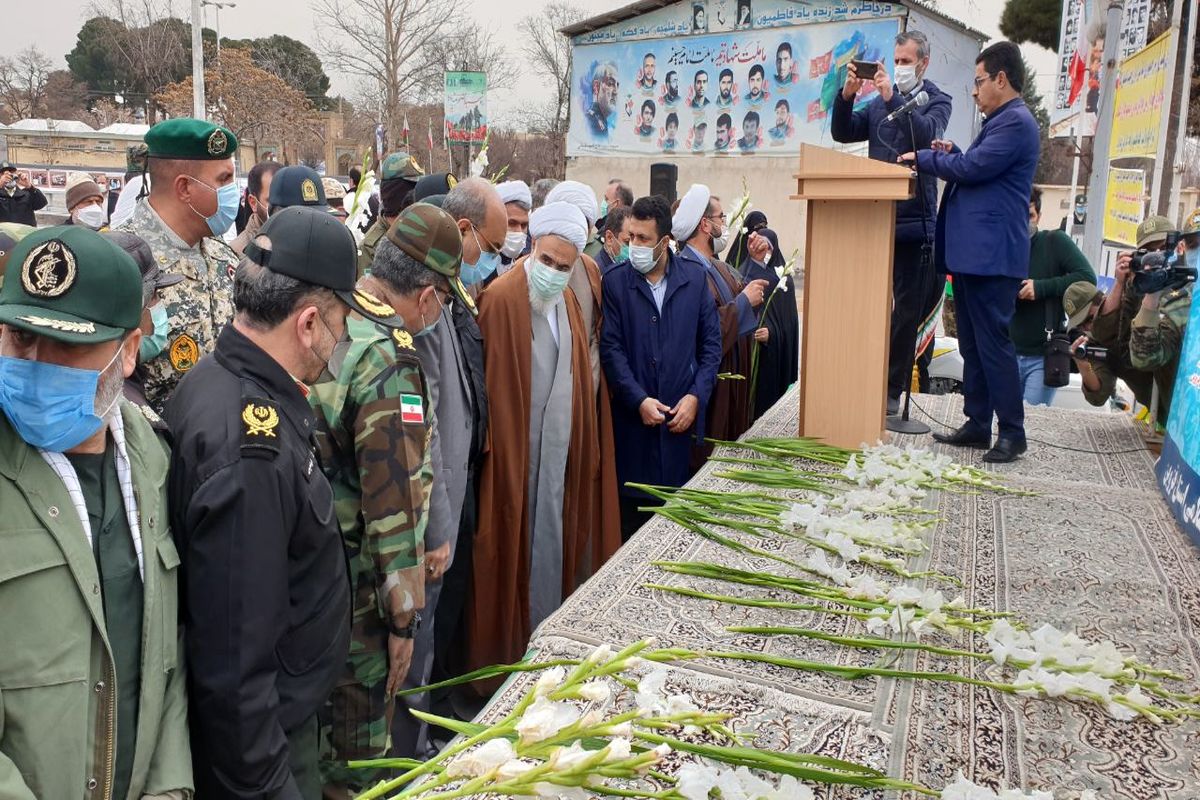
[444,72,488,143]
[1050,0,1152,138]
[1109,31,1172,160]
[1102,167,1145,246]
[567,16,900,157]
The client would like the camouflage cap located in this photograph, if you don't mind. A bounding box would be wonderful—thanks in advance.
[1136,215,1175,248]
[386,203,470,307]
[0,226,142,343]
[125,143,148,173]
[380,151,424,182]
[1063,280,1103,330]
[145,118,238,160]
[1181,208,1200,236]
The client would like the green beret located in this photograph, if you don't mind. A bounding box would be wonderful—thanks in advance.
[0,226,143,343]
[380,151,424,182]
[145,118,238,160]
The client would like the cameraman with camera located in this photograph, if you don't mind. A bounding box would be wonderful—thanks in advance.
[1127,209,1197,420]
[1063,216,1177,420]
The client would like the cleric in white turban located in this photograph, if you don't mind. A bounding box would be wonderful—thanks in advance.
[545,180,599,228]
[468,201,623,673]
[671,183,711,242]
[498,180,535,263]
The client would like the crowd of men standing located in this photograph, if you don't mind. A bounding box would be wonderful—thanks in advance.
[0,106,796,798]
[0,30,1196,800]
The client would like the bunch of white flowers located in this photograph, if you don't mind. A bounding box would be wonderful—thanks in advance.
[676,763,816,800]
[940,772,1055,799]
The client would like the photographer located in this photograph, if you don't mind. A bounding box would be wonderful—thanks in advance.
[1128,209,1198,421]
[1063,216,1175,419]
[831,30,952,415]
[0,162,47,226]
[1010,188,1095,405]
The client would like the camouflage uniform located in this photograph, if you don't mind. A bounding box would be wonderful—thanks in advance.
[1130,285,1192,420]
[117,200,238,411]
[356,216,389,278]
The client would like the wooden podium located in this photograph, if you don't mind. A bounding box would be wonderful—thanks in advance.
[792,143,914,449]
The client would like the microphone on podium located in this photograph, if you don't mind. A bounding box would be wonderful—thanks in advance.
[884,90,930,123]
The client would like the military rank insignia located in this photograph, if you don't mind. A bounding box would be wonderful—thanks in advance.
[392,329,414,350]
[400,393,424,424]
[301,179,319,202]
[21,239,77,298]
[241,398,282,455]
[168,334,200,372]
[207,129,229,156]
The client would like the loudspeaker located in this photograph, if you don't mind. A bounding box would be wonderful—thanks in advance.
[649,163,678,204]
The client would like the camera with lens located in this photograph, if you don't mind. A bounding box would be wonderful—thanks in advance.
[1130,232,1197,294]
[1067,329,1108,362]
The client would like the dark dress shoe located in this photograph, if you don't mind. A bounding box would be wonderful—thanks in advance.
[886,396,900,416]
[931,423,991,449]
[983,437,1027,463]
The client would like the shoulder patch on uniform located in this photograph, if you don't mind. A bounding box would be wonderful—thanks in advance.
[392,329,415,350]
[241,398,282,454]
[399,393,425,424]
[168,333,200,372]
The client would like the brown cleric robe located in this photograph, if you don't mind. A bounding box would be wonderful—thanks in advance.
[690,254,752,468]
[464,259,622,683]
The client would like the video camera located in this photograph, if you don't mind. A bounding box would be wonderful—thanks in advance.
[1130,232,1196,294]
[1067,330,1109,362]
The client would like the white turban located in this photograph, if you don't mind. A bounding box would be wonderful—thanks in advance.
[529,201,588,253]
[496,180,532,208]
[671,183,711,241]
[545,180,599,227]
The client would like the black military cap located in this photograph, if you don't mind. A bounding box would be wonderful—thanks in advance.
[413,172,457,203]
[244,206,402,327]
[269,165,327,210]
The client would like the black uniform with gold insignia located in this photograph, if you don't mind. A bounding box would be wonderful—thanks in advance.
[166,322,351,799]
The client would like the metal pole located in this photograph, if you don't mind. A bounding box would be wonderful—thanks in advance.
[190,0,206,120]
[1150,0,1185,211]
[1083,0,1126,267]
[1168,0,1198,222]
[214,6,221,65]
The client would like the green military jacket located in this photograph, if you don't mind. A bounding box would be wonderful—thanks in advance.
[0,401,191,800]
[356,218,389,278]
[116,199,238,412]
[1130,285,1192,419]
[310,313,433,684]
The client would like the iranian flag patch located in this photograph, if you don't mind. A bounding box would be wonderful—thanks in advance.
[400,394,424,424]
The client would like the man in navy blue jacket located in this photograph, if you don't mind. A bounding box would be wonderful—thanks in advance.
[600,195,722,540]
[832,31,952,414]
[904,41,1040,462]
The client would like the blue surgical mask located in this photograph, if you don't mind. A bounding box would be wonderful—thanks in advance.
[189,177,241,237]
[462,225,501,285]
[629,240,662,274]
[139,303,169,362]
[529,255,572,301]
[0,348,121,453]
[617,243,630,263]
[1186,247,1199,271]
[599,199,609,217]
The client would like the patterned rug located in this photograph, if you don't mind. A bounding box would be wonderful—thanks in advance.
[489,389,1200,797]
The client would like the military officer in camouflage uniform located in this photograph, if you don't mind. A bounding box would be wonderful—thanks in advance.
[357,151,424,277]
[116,118,241,411]
[1129,208,1198,422]
[313,202,464,793]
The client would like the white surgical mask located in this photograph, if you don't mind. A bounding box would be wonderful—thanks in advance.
[895,64,919,94]
[74,204,107,230]
[710,223,729,255]
[629,243,658,274]
[501,230,526,259]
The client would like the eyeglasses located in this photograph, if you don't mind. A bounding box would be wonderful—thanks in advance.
[973,74,996,89]
[705,213,727,222]
[470,223,502,255]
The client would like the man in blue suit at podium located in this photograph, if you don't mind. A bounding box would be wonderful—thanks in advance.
[902,41,1040,463]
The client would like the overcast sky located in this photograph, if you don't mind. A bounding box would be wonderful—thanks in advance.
[6,0,1057,125]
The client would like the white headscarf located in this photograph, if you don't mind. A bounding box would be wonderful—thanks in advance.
[496,180,532,208]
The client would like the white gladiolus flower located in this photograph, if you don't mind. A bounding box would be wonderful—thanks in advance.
[887,586,924,606]
[534,666,567,696]
[548,741,593,770]
[578,679,611,703]
[676,763,721,800]
[666,692,700,716]
[586,644,613,664]
[846,574,887,601]
[635,668,671,713]
[940,771,999,799]
[446,737,517,777]
[918,589,946,612]
[604,737,633,762]
[516,696,581,744]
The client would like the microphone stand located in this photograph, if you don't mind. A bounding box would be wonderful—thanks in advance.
[886,108,932,435]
